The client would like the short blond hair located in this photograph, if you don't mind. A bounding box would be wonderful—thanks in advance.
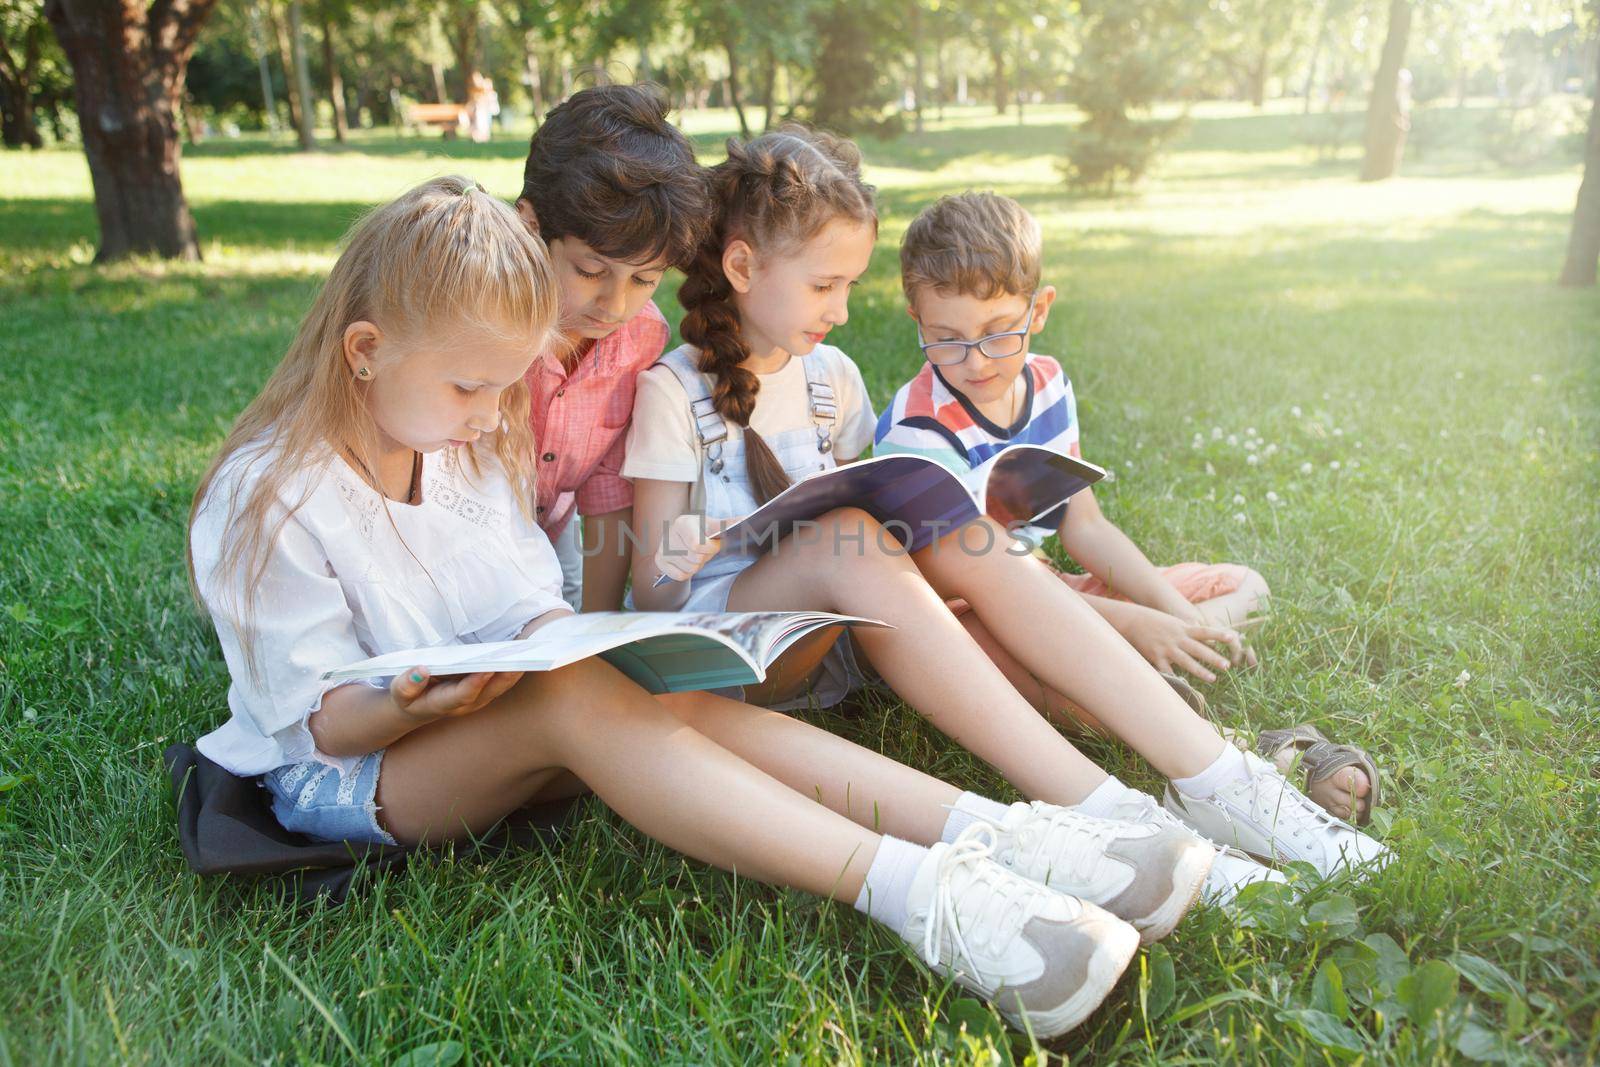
[900,191,1041,302]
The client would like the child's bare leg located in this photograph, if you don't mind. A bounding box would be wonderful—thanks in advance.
[656,689,961,844]
[376,658,880,900]
[953,610,1110,735]
[725,507,1109,805]
[912,518,1228,780]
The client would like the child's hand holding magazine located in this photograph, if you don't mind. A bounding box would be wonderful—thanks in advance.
[385,608,575,718]
[325,610,890,695]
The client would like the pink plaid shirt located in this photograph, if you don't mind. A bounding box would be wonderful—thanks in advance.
[527,299,670,539]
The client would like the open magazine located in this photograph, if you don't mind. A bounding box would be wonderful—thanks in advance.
[657,446,1104,586]
[322,611,890,694]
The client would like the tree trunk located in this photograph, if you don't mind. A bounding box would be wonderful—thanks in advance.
[988,33,1007,115]
[266,0,302,133]
[44,0,217,261]
[759,43,777,131]
[1,82,43,148]
[1360,0,1411,182]
[1559,52,1600,287]
[522,35,544,121]
[287,0,315,148]
[1302,0,1329,116]
[248,2,278,131]
[724,39,750,138]
[450,0,479,98]
[0,12,47,148]
[321,16,347,143]
[1013,24,1024,126]
[909,0,923,133]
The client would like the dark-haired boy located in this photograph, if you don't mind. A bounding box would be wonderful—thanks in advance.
[515,83,709,611]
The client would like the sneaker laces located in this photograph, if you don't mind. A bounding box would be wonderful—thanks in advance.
[1226,758,1352,850]
[990,805,1121,887]
[923,824,1043,985]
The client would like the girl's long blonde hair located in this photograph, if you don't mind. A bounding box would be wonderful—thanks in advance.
[187,176,559,665]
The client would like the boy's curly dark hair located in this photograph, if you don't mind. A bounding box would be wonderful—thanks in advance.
[520,83,708,268]
[677,126,877,504]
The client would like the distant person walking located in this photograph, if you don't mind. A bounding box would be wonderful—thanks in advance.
[468,74,499,143]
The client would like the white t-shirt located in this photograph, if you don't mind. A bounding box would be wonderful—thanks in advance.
[191,439,567,777]
[622,343,877,482]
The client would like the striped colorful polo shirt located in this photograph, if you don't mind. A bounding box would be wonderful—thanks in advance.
[874,353,1082,537]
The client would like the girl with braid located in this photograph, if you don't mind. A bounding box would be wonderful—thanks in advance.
[625,129,1388,903]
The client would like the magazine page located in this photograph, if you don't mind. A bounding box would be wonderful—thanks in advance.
[322,611,890,688]
[977,446,1106,531]
[719,454,979,554]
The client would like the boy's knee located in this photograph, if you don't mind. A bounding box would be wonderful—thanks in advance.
[1239,567,1271,600]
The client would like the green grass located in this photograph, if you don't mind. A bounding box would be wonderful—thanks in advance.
[2,101,1598,1064]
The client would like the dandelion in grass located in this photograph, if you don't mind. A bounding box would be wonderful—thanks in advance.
[1247,454,1259,465]
[1233,512,1247,524]
[1330,460,1341,470]
[1205,461,1217,476]
[1291,405,1302,417]
[1454,371,1465,380]
[1266,491,1280,504]
[1227,433,1239,446]
[1212,426,1223,439]
[1454,669,1471,689]
[1232,493,1245,505]
[1300,461,1314,474]
[1264,443,1278,456]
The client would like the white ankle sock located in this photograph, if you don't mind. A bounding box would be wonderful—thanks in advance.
[1172,743,1251,800]
[853,835,929,933]
[1073,774,1130,819]
[940,792,1011,843]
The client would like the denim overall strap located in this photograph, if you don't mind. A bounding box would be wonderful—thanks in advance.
[801,351,837,456]
[655,347,727,513]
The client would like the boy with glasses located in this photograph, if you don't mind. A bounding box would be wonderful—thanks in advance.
[875,192,1272,697]
[875,193,1379,826]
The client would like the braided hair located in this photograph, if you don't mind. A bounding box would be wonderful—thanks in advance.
[677,126,877,504]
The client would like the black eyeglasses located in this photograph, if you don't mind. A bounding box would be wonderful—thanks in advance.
[916,291,1038,367]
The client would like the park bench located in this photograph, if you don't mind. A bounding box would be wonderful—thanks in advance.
[405,103,468,139]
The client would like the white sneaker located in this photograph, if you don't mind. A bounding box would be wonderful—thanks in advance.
[1163,751,1391,878]
[976,801,1214,943]
[1095,785,1288,906]
[899,825,1141,1038]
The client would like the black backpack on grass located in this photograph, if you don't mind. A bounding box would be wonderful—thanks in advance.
[162,743,580,905]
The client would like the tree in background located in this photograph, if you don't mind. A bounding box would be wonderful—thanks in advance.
[808,0,900,134]
[1202,0,1315,108]
[1559,13,1599,286]
[1360,0,1412,181]
[1061,0,1207,196]
[45,0,218,261]
[0,0,57,147]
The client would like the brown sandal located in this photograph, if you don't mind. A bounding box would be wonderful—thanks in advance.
[1158,673,1381,826]
[1257,724,1381,826]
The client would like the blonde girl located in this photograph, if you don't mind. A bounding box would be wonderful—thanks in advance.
[184,175,1215,1039]
[624,131,1388,894]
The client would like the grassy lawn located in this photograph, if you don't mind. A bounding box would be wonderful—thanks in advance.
[2,102,1598,1064]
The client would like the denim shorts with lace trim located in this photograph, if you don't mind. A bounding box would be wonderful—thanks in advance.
[261,750,398,846]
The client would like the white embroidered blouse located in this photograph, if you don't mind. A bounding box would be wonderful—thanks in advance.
[190,439,565,777]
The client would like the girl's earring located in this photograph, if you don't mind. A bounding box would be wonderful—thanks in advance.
[355,366,372,380]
